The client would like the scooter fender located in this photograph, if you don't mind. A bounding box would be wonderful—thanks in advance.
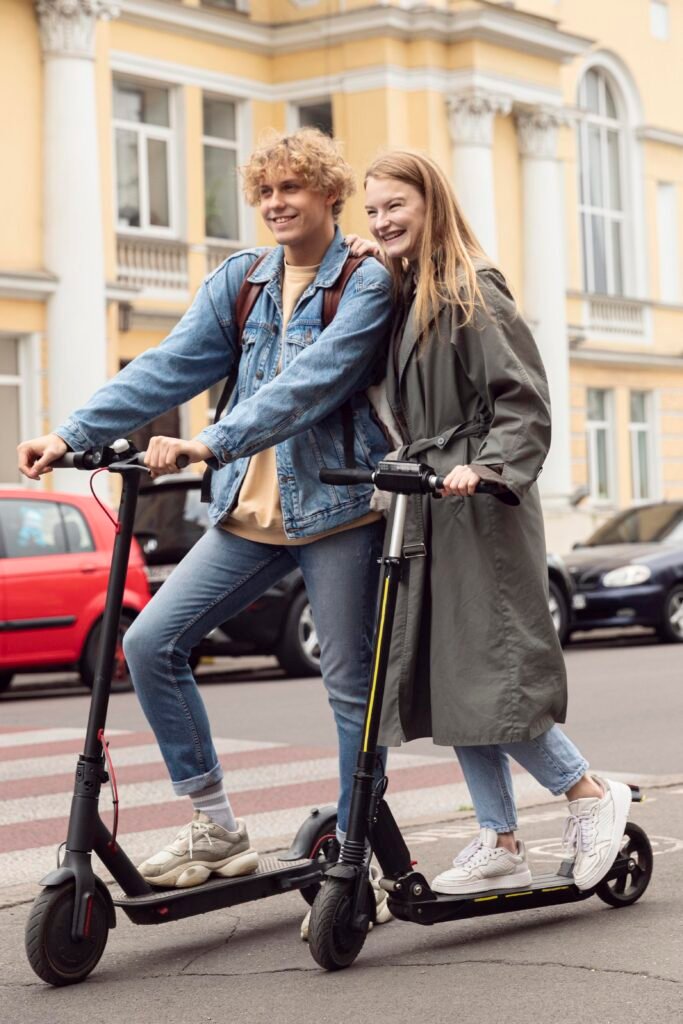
[279,804,337,862]
[39,866,116,930]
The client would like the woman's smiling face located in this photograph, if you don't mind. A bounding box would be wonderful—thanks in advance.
[364,176,426,263]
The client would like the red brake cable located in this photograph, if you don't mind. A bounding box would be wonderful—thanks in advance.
[89,468,121,534]
[97,728,120,849]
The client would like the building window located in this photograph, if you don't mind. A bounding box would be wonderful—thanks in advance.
[650,0,669,39]
[113,79,175,233]
[586,387,615,502]
[629,391,654,501]
[297,100,333,137]
[0,337,23,484]
[656,182,680,303]
[203,97,240,241]
[577,69,626,296]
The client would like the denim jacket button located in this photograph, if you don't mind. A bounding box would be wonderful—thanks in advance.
[255,369,264,380]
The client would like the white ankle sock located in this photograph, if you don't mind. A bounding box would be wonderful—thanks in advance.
[190,780,238,832]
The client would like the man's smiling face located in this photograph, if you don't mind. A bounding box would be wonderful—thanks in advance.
[259,164,336,254]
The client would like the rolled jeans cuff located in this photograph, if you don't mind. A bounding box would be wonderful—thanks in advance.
[171,761,224,797]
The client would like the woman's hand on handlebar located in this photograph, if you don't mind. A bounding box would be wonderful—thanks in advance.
[440,464,481,498]
[144,436,213,478]
[17,433,68,480]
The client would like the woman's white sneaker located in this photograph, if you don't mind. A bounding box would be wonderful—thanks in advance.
[563,776,632,891]
[431,828,532,895]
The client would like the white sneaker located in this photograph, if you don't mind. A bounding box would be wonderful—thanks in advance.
[137,812,259,888]
[563,776,632,891]
[431,828,533,895]
[300,865,392,941]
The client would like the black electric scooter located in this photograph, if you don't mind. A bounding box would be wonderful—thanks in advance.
[307,460,653,971]
[24,441,338,987]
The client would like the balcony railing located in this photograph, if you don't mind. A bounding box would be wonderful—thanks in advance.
[206,243,240,275]
[116,236,189,293]
[586,295,646,338]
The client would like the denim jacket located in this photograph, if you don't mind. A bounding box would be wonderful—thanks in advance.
[55,228,393,537]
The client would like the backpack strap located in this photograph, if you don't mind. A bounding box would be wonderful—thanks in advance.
[322,254,369,469]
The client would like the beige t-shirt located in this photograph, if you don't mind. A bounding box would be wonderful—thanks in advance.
[223,261,381,545]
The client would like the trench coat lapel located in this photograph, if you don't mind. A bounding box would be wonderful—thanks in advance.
[396,302,421,386]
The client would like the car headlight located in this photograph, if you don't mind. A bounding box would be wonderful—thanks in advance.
[602,565,651,588]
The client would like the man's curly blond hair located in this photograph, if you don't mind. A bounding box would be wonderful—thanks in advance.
[241,128,356,220]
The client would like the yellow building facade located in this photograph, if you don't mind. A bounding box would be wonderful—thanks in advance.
[2,0,683,547]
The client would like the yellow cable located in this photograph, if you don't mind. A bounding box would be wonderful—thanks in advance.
[363,575,391,751]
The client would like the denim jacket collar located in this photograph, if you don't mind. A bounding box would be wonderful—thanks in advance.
[247,226,349,289]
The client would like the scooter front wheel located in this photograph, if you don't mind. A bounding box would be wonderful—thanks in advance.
[25,881,110,986]
[308,877,370,971]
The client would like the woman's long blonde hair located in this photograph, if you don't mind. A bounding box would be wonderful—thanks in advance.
[364,151,489,337]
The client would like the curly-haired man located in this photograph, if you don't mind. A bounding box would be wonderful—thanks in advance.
[18,129,392,887]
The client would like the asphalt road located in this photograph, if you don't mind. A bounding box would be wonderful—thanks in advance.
[1,637,682,1022]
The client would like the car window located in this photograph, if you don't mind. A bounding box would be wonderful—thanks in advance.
[585,504,683,545]
[0,499,67,558]
[59,503,95,553]
[662,515,683,545]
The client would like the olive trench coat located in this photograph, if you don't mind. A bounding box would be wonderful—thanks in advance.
[377,267,568,748]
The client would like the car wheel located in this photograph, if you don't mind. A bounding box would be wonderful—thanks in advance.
[80,612,135,690]
[276,590,321,678]
[658,584,683,643]
[548,578,570,646]
[0,672,13,695]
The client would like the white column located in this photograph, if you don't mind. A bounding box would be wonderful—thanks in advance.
[35,1,116,490]
[446,89,511,259]
[516,107,572,505]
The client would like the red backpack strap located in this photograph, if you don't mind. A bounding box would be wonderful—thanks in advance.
[322,253,368,327]
[234,251,269,345]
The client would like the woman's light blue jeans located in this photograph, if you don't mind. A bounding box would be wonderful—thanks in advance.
[123,520,385,833]
[454,726,589,833]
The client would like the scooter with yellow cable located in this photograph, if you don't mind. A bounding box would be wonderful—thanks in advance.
[306,459,653,972]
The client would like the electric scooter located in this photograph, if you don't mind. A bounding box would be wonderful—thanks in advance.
[24,441,338,987]
[306,460,653,971]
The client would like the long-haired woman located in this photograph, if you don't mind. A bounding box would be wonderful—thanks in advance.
[350,150,631,894]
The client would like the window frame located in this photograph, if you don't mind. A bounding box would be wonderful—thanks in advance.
[577,69,628,297]
[0,334,40,486]
[586,387,617,505]
[202,94,241,246]
[628,390,656,504]
[112,76,179,239]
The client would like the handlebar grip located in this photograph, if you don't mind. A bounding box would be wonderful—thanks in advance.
[125,452,190,469]
[50,449,190,471]
[319,467,374,486]
[431,476,506,497]
[50,452,81,469]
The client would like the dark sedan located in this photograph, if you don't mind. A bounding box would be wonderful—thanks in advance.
[566,502,683,643]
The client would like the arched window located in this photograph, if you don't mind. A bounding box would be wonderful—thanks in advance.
[577,68,626,296]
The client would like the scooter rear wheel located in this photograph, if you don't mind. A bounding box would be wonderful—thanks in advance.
[595,822,653,907]
[25,880,109,986]
[308,877,370,971]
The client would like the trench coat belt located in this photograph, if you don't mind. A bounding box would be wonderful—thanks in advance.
[398,417,492,461]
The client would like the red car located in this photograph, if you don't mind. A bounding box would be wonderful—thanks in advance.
[0,489,150,694]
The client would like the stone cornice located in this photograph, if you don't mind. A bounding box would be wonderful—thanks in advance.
[35,0,119,59]
[0,270,59,300]
[117,0,593,61]
[636,125,683,148]
[570,348,683,369]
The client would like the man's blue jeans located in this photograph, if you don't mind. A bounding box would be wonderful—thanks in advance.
[455,726,589,833]
[123,520,385,833]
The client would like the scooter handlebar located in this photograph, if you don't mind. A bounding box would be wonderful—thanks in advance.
[319,462,506,498]
[51,446,189,471]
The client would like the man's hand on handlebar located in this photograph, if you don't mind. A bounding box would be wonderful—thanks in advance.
[17,433,68,480]
[144,437,213,478]
[440,464,481,498]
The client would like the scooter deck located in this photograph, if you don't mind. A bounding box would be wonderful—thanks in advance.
[388,870,591,926]
[113,856,318,925]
